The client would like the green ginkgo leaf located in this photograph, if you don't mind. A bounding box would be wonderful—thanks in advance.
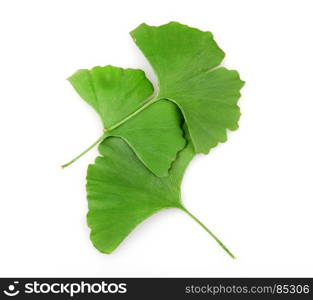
[131,22,245,153]
[65,66,185,177]
[87,135,234,258]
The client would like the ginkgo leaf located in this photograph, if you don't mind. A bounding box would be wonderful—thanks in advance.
[130,22,245,153]
[66,66,185,177]
[108,99,185,176]
[87,135,234,258]
[68,66,152,128]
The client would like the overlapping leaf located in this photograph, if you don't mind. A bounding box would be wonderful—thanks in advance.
[87,135,194,253]
[66,23,244,174]
[131,22,245,153]
[87,134,234,257]
[68,66,185,176]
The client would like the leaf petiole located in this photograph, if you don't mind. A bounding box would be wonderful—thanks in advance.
[106,97,158,131]
[181,207,236,259]
[61,133,107,168]
[62,97,159,168]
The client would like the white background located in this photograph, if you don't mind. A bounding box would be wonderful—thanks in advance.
[0,0,312,277]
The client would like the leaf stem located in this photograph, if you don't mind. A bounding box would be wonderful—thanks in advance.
[61,134,106,168]
[181,207,236,259]
[62,97,158,168]
[106,97,158,131]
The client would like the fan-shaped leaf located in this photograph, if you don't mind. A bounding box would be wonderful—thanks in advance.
[68,66,185,176]
[131,22,244,153]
